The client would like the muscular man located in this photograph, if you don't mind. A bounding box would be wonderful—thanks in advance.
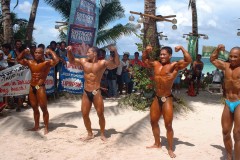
[192,54,204,94]
[67,45,120,141]
[17,48,59,134]
[210,44,240,160]
[142,45,192,158]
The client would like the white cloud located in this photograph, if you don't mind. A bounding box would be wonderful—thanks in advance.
[18,1,31,14]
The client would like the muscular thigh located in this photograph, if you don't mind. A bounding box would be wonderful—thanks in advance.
[93,92,104,114]
[81,93,92,114]
[150,97,161,122]
[37,88,47,107]
[234,105,240,131]
[29,88,38,107]
[222,105,233,132]
[162,97,174,124]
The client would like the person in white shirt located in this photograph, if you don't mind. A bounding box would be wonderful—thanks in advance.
[212,68,223,84]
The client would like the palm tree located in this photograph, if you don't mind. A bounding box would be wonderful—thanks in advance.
[43,0,137,46]
[96,0,136,45]
[143,0,160,49]
[25,0,39,46]
[1,0,13,44]
[188,0,199,55]
[0,11,28,44]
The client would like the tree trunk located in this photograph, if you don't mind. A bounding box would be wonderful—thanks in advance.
[143,0,160,49]
[25,0,39,47]
[1,0,13,44]
[190,0,198,54]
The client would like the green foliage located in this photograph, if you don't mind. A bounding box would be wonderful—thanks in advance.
[118,94,151,111]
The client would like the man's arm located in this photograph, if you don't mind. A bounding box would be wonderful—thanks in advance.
[142,45,154,68]
[17,49,30,66]
[105,46,120,69]
[66,46,84,66]
[210,44,226,70]
[45,49,59,67]
[175,46,192,70]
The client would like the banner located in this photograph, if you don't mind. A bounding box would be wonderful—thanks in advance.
[0,64,55,96]
[187,36,198,61]
[202,45,229,61]
[58,60,84,94]
[67,0,100,56]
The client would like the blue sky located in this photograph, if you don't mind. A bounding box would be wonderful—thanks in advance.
[11,0,240,57]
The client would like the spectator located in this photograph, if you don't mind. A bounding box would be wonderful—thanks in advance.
[212,68,223,84]
[192,54,204,94]
[106,51,118,97]
[2,43,16,67]
[122,52,131,94]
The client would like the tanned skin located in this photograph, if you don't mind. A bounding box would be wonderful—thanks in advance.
[210,44,240,160]
[17,48,59,134]
[142,45,192,158]
[67,45,120,141]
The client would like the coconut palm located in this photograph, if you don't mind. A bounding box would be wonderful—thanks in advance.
[25,0,39,46]
[143,0,160,49]
[1,0,13,44]
[43,0,137,46]
[188,0,199,55]
[0,11,28,44]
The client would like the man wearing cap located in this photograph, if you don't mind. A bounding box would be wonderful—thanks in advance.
[143,45,192,158]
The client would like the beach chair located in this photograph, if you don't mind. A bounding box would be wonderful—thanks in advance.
[207,83,223,94]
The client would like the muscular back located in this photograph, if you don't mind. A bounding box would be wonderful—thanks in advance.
[153,61,178,96]
[223,63,240,100]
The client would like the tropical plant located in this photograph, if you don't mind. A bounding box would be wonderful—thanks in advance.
[188,0,199,55]
[0,11,28,44]
[1,0,13,44]
[43,0,137,46]
[25,0,39,46]
[143,0,160,49]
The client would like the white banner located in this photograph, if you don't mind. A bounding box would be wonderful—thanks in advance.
[0,64,54,96]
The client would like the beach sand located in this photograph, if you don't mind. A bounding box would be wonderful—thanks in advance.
[0,91,228,160]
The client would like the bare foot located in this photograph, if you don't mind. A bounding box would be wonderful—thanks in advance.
[27,127,40,132]
[168,150,176,158]
[100,135,107,141]
[146,144,161,149]
[44,128,49,135]
[80,134,94,141]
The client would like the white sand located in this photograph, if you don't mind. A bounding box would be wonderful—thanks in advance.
[0,91,228,160]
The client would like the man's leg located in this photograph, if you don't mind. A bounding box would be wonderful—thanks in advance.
[162,97,176,158]
[28,89,40,131]
[81,93,94,140]
[222,105,234,160]
[233,106,240,159]
[38,88,49,135]
[147,97,161,148]
[93,92,106,141]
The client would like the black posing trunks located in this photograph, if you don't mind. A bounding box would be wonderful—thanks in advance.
[84,88,100,102]
[156,94,173,106]
[30,84,45,95]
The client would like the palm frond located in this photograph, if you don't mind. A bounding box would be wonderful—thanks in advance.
[43,0,71,20]
[99,0,125,30]
[96,23,137,46]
